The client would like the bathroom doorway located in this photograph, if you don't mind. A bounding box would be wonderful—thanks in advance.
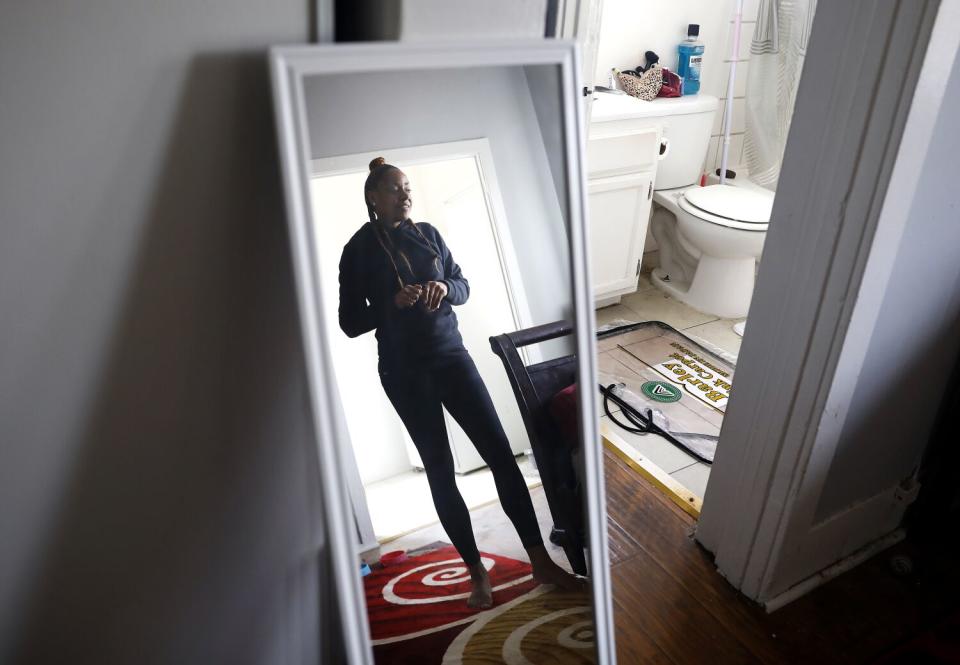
[577,0,954,609]
[583,0,817,513]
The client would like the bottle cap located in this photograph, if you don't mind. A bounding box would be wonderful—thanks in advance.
[687,24,700,38]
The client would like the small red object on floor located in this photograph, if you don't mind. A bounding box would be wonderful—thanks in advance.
[380,550,408,566]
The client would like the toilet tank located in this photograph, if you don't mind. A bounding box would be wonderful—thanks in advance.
[590,93,718,190]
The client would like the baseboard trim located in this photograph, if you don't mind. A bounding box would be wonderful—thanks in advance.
[762,528,905,613]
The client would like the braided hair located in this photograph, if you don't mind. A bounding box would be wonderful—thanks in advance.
[364,157,442,289]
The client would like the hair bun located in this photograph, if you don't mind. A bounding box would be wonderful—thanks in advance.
[369,156,387,171]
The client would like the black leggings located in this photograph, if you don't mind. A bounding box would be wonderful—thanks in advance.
[379,353,543,566]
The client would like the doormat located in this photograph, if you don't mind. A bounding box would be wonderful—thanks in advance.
[366,544,595,664]
[597,321,736,461]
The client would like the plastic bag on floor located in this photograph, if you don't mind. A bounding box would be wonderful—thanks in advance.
[599,372,718,463]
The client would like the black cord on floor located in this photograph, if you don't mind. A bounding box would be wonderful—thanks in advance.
[599,383,713,465]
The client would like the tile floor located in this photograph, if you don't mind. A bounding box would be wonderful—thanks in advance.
[595,253,745,500]
[597,266,745,360]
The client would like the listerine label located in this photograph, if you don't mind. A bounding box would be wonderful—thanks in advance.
[688,55,702,78]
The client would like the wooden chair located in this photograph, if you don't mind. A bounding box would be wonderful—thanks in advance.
[489,320,587,576]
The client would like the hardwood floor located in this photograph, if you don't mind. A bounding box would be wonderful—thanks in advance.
[604,448,960,664]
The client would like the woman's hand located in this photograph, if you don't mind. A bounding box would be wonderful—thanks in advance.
[422,281,448,312]
[394,284,422,309]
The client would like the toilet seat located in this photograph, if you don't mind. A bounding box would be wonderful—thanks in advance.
[679,184,774,231]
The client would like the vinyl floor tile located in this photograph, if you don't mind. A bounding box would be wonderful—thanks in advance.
[601,414,698,474]
[671,462,712,499]
[685,318,745,358]
[620,288,718,330]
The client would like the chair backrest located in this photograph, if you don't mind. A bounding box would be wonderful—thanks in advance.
[489,321,576,455]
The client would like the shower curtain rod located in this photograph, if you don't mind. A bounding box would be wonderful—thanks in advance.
[719,0,744,185]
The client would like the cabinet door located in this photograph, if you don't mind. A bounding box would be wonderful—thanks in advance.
[588,171,654,300]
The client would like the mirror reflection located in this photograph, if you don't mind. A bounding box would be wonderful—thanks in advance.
[303,65,597,664]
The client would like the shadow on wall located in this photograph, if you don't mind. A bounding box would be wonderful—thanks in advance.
[12,54,330,665]
[815,305,960,523]
[763,295,960,594]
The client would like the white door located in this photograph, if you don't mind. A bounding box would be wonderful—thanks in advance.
[588,170,653,300]
[404,160,531,472]
[696,0,954,610]
[310,173,413,488]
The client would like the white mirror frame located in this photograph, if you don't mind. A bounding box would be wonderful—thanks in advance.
[269,40,614,664]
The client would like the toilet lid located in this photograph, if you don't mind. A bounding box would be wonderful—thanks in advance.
[680,185,774,230]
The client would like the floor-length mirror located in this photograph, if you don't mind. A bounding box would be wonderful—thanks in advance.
[271,43,611,664]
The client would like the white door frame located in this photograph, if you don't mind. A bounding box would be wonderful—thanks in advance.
[554,0,604,122]
[698,0,954,608]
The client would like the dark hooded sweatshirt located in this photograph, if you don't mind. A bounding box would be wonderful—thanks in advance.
[338,220,470,369]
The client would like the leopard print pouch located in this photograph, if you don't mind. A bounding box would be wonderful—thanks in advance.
[618,64,663,101]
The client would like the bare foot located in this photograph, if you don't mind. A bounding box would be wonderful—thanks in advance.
[528,545,587,592]
[466,563,493,609]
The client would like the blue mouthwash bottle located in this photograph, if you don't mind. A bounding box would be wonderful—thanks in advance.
[677,23,704,95]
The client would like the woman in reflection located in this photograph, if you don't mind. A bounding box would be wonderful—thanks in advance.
[339,157,580,609]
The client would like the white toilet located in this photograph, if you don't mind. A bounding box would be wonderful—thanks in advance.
[590,92,774,320]
[651,183,773,319]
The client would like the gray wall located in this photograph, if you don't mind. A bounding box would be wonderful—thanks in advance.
[304,65,573,339]
[815,47,960,520]
[0,2,334,663]
[524,64,570,230]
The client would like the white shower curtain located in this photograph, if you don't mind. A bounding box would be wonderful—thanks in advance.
[743,0,817,190]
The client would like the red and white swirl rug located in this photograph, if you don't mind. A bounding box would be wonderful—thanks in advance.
[365,544,596,664]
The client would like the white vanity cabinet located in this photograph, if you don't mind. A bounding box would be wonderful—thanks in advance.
[586,125,661,305]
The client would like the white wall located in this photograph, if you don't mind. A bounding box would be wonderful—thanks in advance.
[0,1,333,663]
[594,0,759,173]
